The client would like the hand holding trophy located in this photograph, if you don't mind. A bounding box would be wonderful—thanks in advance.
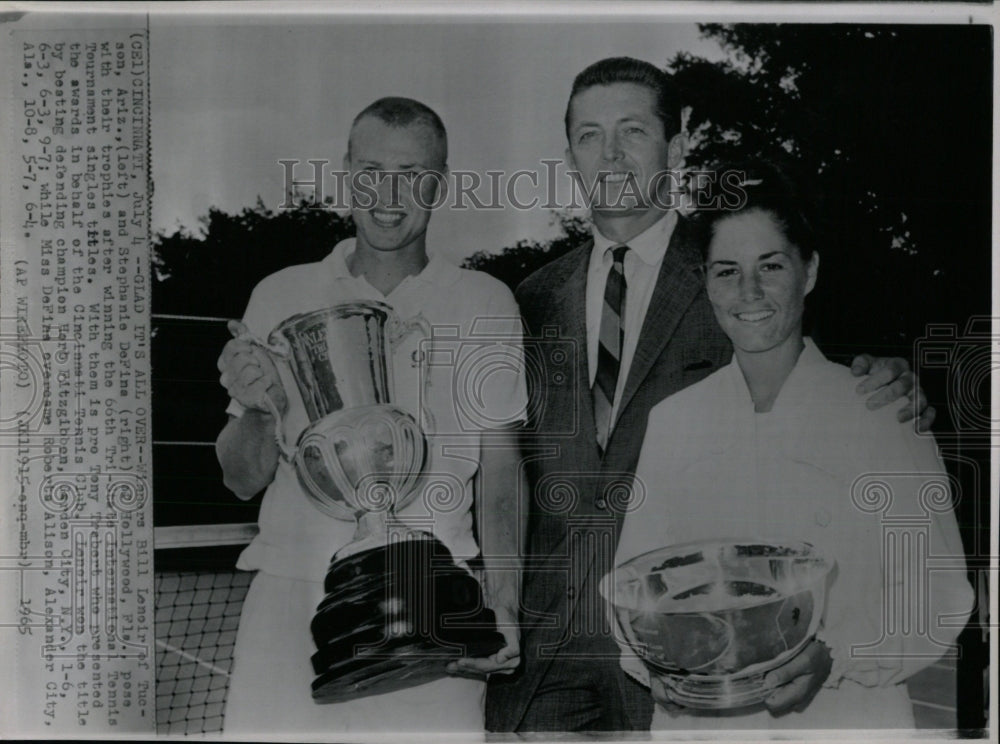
[218,320,289,417]
[234,300,505,703]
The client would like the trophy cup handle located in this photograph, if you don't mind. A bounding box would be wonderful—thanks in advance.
[386,313,436,433]
[229,322,297,462]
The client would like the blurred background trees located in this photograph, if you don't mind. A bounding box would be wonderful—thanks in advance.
[155,25,991,358]
[153,199,354,318]
[671,24,991,361]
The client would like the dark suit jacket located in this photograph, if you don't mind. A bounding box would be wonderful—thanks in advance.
[486,215,732,731]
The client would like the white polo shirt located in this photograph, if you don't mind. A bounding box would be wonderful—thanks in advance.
[228,238,528,582]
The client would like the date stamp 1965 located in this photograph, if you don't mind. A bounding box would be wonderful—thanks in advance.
[0,23,155,734]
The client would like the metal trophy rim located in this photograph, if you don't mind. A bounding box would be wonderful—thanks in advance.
[660,668,774,710]
[269,300,396,342]
[601,536,834,709]
[603,536,831,615]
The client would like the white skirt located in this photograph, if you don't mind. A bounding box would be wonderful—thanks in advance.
[224,571,486,740]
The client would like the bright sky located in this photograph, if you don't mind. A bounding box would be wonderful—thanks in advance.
[150,18,725,263]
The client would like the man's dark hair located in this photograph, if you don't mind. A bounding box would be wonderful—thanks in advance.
[564,57,681,141]
[349,96,448,165]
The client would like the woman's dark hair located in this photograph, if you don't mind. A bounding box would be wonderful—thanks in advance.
[694,159,818,263]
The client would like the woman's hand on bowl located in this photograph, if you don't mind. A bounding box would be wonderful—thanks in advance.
[762,638,833,716]
[649,675,686,716]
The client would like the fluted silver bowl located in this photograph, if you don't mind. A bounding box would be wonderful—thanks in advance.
[600,539,833,708]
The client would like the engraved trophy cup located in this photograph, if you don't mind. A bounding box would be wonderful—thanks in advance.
[246,301,431,546]
[238,300,504,703]
[600,539,833,710]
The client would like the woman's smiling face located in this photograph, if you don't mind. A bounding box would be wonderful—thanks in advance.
[706,208,818,356]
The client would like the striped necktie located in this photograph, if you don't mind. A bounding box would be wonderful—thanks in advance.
[593,244,629,454]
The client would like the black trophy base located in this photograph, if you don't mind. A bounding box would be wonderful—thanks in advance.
[310,533,506,704]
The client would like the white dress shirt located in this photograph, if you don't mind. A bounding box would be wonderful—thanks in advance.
[586,210,678,424]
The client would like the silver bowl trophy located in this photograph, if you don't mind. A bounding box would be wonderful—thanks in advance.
[601,539,833,710]
[239,300,504,703]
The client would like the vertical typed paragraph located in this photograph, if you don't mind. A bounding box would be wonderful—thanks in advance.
[1,27,155,735]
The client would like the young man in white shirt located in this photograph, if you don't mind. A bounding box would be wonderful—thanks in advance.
[216,97,525,734]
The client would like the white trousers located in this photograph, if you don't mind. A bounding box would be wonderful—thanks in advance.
[225,571,486,740]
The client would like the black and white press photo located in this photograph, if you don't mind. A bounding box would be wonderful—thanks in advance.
[0,4,994,741]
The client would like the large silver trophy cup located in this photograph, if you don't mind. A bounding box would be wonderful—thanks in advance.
[601,539,833,710]
[244,301,431,549]
[240,300,503,703]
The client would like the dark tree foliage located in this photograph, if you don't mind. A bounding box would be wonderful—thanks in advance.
[462,214,591,292]
[671,24,992,358]
[152,26,990,352]
[457,25,991,362]
[153,200,354,318]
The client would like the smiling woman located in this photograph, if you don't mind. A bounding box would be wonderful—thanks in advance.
[699,163,819,413]
[706,212,817,362]
[610,159,974,730]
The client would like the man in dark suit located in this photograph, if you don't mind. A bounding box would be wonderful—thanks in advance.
[486,57,930,733]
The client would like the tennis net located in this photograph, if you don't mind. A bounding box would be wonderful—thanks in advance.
[154,523,258,735]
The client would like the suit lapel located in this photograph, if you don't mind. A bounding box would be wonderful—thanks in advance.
[563,244,596,439]
[616,217,704,423]
[545,242,597,440]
